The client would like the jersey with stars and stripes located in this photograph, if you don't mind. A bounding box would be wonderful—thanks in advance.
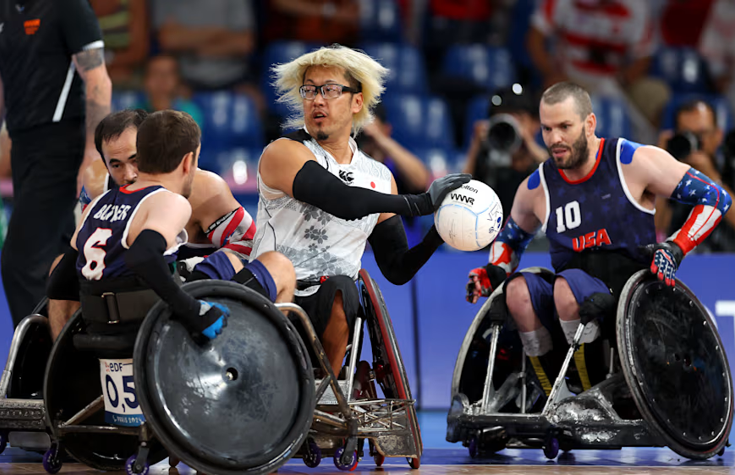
[539,137,656,272]
[669,167,731,254]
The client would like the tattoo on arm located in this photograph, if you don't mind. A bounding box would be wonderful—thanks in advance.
[85,91,109,138]
[73,48,104,72]
[74,48,111,146]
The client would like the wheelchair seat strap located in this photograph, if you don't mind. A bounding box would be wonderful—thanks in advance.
[81,288,159,325]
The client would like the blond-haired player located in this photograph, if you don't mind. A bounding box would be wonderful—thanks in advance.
[253,45,469,374]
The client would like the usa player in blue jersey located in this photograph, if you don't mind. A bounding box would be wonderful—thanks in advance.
[466,82,731,394]
[47,110,295,342]
[81,110,257,261]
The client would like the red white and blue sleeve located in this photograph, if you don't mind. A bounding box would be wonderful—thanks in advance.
[206,207,257,258]
[488,217,536,275]
[668,167,732,255]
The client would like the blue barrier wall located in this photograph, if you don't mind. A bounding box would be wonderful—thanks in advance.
[2,251,734,410]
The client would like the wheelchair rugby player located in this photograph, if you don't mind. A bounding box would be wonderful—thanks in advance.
[452,82,733,460]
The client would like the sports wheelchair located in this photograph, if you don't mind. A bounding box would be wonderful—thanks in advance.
[5,281,315,475]
[288,269,422,470]
[0,269,421,474]
[0,299,54,456]
[447,267,733,460]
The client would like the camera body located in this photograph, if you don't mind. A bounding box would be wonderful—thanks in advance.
[666,131,703,161]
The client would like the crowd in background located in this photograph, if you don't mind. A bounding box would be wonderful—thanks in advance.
[4,0,735,251]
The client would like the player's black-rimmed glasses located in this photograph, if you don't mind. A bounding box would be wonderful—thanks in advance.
[299,84,361,100]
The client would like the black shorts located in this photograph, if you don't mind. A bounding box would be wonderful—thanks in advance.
[294,275,362,340]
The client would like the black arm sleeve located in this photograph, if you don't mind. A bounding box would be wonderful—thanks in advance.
[292,161,432,219]
[124,230,200,320]
[47,249,81,301]
[368,216,444,285]
[59,0,103,54]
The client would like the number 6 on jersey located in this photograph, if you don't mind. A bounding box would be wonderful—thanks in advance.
[82,228,112,280]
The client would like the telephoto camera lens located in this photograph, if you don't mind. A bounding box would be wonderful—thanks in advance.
[666,132,700,161]
[487,113,522,154]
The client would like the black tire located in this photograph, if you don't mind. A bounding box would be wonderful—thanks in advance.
[617,270,734,460]
[134,281,315,475]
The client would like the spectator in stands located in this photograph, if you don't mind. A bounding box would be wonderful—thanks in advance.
[463,87,547,221]
[527,0,670,144]
[266,0,360,46]
[424,0,501,74]
[90,0,149,88]
[136,55,204,129]
[657,0,717,49]
[697,0,735,109]
[656,99,735,251]
[357,103,430,244]
[358,103,430,194]
[154,0,256,91]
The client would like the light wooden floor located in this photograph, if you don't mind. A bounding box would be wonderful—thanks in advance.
[2,447,734,475]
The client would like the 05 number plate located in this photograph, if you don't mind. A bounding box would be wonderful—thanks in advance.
[99,358,145,427]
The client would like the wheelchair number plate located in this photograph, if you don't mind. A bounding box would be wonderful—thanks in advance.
[99,358,145,427]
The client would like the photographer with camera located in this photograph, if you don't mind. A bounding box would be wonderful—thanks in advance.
[463,87,548,220]
[657,99,735,251]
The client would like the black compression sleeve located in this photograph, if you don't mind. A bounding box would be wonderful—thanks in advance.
[124,230,200,320]
[368,216,445,285]
[47,249,81,301]
[292,161,432,219]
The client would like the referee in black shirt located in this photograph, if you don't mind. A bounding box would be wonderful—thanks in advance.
[0,0,112,326]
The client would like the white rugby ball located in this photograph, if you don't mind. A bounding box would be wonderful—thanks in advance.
[434,179,504,251]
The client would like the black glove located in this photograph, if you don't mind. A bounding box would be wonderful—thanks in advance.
[466,264,508,303]
[641,241,684,287]
[578,292,617,325]
[178,300,230,342]
[427,173,472,211]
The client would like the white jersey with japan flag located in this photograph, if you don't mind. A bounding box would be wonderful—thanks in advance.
[252,129,393,296]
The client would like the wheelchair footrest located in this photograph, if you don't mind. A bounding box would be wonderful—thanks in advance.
[0,398,46,431]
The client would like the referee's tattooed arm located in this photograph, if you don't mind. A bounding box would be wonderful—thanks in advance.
[73,46,112,189]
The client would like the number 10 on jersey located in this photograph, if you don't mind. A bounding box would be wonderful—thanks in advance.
[555,201,582,233]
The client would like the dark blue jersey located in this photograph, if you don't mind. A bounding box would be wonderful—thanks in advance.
[540,137,657,272]
[76,185,183,281]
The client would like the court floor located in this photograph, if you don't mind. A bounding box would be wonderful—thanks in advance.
[1,412,733,474]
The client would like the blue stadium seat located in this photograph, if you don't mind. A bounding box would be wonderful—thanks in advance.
[111,91,144,112]
[464,95,490,147]
[382,94,455,149]
[360,0,402,43]
[361,43,428,93]
[261,41,318,117]
[412,147,464,178]
[590,96,632,139]
[651,47,712,94]
[442,45,516,91]
[193,92,263,152]
[661,93,734,132]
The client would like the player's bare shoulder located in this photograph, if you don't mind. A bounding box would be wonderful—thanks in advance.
[514,165,548,224]
[190,169,230,207]
[259,138,318,195]
[260,138,313,166]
